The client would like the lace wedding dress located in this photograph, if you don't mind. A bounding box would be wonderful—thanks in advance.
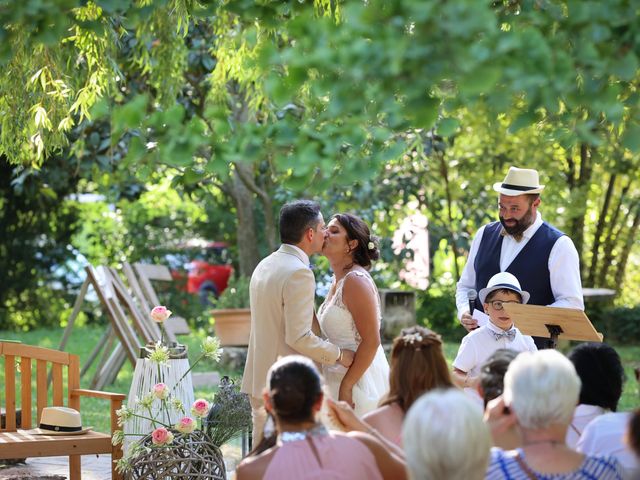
[318,271,390,416]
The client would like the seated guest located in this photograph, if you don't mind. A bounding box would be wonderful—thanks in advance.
[453,272,536,400]
[566,342,625,448]
[363,326,454,447]
[478,348,521,449]
[577,362,639,478]
[579,411,640,478]
[402,389,492,480]
[235,355,406,480]
[627,408,640,461]
[485,350,624,479]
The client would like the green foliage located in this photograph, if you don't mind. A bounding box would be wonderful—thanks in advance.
[0,156,83,330]
[416,285,464,343]
[1,0,640,328]
[213,275,250,310]
[590,305,640,345]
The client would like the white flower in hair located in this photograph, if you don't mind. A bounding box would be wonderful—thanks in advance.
[367,241,375,250]
[404,332,423,345]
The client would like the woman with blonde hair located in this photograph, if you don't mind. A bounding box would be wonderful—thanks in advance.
[363,325,454,446]
[403,389,492,480]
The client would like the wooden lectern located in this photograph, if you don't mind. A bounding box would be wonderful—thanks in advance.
[502,304,603,349]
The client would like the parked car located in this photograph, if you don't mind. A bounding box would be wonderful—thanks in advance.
[163,240,233,305]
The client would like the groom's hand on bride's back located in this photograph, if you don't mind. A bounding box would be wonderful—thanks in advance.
[338,349,355,367]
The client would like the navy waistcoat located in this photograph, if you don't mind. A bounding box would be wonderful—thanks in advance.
[473,221,564,312]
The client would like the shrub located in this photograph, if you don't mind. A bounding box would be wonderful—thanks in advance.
[590,305,640,345]
[213,275,250,309]
[416,286,465,343]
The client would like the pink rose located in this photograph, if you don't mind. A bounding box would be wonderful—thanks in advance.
[191,399,210,418]
[152,383,169,400]
[151,427,174,445]
[175,416,195,434]
[150,306,172,323]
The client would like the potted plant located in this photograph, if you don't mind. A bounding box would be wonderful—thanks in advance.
[211,275,251,346]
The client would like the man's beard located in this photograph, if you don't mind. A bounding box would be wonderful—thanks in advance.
[500,206,535,240]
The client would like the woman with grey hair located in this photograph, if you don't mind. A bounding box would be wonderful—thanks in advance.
[402,389,492,480]
[485,350,624,479]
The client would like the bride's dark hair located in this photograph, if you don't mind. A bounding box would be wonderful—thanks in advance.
[332,213,379,270]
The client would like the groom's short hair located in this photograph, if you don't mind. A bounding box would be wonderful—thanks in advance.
[279,200,322,244]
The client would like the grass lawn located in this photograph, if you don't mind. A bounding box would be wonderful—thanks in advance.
[1,325,638,433]
[0,325,230,433]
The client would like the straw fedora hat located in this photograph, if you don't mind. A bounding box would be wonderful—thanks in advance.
[493,166,545,196]
[28,406,92,435]
[479,272,530,305]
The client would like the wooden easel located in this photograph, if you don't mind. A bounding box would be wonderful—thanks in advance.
[503,303,603,349]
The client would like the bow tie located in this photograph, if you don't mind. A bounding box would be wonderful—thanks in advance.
[491,329,516,342]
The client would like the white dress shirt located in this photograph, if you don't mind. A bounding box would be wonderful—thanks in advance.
[456,212,584,320]
[286,243,310,267]
[453,321,537,406]
[453,321,537,378]
[566,404,606,449]
[577,412,639,477]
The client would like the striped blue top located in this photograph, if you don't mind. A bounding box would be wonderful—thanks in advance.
[486,447,624,480]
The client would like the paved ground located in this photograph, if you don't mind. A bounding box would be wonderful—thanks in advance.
[0,443,241,479]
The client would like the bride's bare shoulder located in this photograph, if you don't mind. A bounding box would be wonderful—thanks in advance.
[342,269,376,294]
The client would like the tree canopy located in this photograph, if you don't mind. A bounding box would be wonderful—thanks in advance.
[1,0,639,329]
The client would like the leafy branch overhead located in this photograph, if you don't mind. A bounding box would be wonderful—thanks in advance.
[1,0,639,291]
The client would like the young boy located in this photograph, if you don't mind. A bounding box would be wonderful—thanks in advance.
[452,272,537,398]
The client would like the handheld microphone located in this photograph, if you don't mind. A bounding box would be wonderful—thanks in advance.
[467,289,478,317]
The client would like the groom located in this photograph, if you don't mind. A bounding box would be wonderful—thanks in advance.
[241,200,355,442]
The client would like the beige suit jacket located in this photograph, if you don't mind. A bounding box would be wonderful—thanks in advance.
[241,244,340,398]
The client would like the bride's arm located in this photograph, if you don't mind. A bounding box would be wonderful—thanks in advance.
[339,274,381,405]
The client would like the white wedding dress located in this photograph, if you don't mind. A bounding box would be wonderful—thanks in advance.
[318,270,390,417]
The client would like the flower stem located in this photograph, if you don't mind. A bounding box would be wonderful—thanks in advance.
[145,406,159,429]
[169,353,203,395]
[132,410,168,429]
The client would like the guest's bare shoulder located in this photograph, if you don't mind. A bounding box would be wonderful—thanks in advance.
[235,447,278,480]
[364,403,404,427]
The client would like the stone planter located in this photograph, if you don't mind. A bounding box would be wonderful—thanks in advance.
[211,308,251,346]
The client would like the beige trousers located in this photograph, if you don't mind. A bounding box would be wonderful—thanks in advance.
[250,395,268,445]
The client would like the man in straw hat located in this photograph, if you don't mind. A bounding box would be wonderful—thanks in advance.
[455,166,583,348]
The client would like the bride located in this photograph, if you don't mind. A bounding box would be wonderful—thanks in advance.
[318,213,390,416]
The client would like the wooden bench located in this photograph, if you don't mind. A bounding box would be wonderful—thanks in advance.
[0,341,125,479]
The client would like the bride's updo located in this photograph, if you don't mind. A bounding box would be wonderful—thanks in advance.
[332,213,380,270]
[267,355,322,422]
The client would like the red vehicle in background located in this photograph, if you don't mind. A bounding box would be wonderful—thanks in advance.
[164,240,233,305]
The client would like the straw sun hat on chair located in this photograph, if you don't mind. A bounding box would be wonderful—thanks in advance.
[28,406,92,435]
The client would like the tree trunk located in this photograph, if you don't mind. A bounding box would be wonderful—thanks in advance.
[568,144,592,264]
[227,170,261,277]
[586,172,616,286]
[613,202,640,290]
[597,179,632,286]
[437,153,460,281]
[234,159,278,252]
